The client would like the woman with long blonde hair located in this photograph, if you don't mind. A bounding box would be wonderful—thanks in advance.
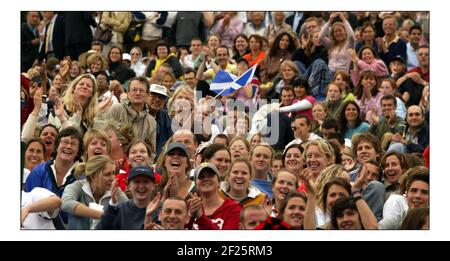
[50,74,112,134]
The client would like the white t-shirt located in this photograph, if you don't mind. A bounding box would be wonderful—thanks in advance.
[378,194,408,230]
[21,188,59,229]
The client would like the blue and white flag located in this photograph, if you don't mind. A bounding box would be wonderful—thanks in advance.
[210,65,257,97]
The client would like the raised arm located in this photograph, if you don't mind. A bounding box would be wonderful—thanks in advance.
[352,176,378,229]
[303,169,318,229]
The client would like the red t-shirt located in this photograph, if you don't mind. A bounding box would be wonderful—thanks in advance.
[191,198,243,230]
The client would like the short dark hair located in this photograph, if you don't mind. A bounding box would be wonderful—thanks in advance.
[53,127,84,161]
[409,24,422,34]
[184,68,196,75]
[331,197,359,229]
[291,77,310,94]
[294,114,311,126]
[406,169,429,193]
[322,118,339,130]
[380,94,397,106]
[128,76,150,93]
[96,70,110,82]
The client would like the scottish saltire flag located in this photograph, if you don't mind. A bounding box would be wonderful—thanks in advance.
[210,65,257,97]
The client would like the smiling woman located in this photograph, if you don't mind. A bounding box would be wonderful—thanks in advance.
[219,158,266,208]
[61,155,127,229]
[48,74,104,134]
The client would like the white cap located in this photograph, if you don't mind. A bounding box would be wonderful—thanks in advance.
[149,84,169,97]
[122,53,131,61]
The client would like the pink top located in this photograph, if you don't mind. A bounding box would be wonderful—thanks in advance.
[351,59,389,87]
[356,91,383,124]
[293,96,317,121]
[319,20,354,73]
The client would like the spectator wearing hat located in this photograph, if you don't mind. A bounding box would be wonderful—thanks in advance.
[147,83,172,157]
[122,53,132,68]
[388,55,406,81]
[157,142,194,201]
[96,165,157,229]
[187,162,243,230]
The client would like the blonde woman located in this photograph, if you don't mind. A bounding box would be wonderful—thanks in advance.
[50,74,112,134]
[82,128,111,161]
[87,53,109,77]
[319,12,355,73]
[167,85,195,130]
[61,155,128,229]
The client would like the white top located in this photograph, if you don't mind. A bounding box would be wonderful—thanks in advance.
[378,194,408,230]
[315,207,330,227]
[21,188,59,229]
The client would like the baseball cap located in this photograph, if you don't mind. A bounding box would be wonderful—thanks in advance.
[194,162,220,181]
[150,84,169,98]
[128,165,155,182]
[390,55,405,64]
[122,53,131,61]
[166,142,189,157]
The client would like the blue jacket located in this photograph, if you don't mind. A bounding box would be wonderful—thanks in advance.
[25,159,77,226]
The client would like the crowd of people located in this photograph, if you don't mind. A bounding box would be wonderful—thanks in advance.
[20,11,429,230]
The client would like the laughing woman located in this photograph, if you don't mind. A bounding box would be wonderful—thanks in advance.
[271,170,298,218]
[219,158,266,208]
[82,129,111,161]
[23,139,46,186]
[279,192,308,229]
[188,162,243,230]
[61,155,128,229]
[157,142,194,200]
